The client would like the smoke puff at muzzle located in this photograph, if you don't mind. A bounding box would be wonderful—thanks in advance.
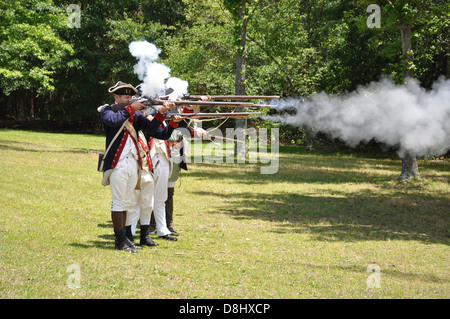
[266,77,450,157]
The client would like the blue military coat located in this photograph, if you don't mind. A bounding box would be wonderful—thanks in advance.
[100,103,178,172]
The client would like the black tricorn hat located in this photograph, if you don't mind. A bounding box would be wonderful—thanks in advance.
[108,81,138,96]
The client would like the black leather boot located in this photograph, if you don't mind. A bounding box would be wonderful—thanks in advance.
[140,225,158,247]
[125,225,142,250]
[166,187,178,236]
[115,228,137,253]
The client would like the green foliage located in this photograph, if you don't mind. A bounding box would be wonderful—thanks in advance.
[222,0,243,18]
[0,0,74,95]
[0,0,448,132]
[161,0,235,94]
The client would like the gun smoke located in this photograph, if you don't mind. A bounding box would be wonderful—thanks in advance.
[129,40,188,99]
[265,77,450,158]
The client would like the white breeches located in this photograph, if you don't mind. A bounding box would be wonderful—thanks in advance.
[109,154,139,212]
[151,153,171,236]
[128,153,171,237]
[128,170,154,231]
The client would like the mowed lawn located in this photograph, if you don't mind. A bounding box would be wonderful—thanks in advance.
[0,128,448,299]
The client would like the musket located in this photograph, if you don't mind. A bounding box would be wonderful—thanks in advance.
[145,98,259,108]
[104,97,273,114]
[165,112,261,119]
[139,98,272,109]
[182,94,280,100]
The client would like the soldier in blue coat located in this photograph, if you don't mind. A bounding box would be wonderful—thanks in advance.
[99,81,179,252]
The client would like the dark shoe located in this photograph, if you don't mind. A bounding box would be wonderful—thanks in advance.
[140,236,158,246]
[115,228,138,253]
[159,234,178,241]
[168,226,179,236]
[125,225,143,250]
[140,225,159,247]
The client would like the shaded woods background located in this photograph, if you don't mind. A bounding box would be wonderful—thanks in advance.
[1,0,448,149]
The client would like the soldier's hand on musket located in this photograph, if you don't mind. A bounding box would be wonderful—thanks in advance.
[160,101,176,113]
[172,115,183,122]
[131,100,146,111]
[186,105,200,113]
[185,96,208,112]
[194,127,209,138]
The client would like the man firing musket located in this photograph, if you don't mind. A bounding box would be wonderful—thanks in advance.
[131,87,280,143]
[125,89,280,241]
[98,81,182,253]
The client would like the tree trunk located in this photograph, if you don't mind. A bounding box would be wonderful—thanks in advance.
[234,0,248,158]
[30,88,35,118]
[399,153,422,182]
[400,23,414,78]
[447,41,450,78]
[305,126,315,151]
[398,23,421,181]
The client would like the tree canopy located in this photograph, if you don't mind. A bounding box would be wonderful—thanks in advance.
[0,0,448,135]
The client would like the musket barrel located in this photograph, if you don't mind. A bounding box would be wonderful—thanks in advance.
[165,112,261,119]
[185,95,280,100]
[148,100,272,109]
[151,99,256,107]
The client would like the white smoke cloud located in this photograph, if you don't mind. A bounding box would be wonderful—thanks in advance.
[265,77,450,158]
[128,40,188,99]
[165,77,189,100]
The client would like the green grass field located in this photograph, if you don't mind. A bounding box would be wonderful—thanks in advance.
[0,128,449,299]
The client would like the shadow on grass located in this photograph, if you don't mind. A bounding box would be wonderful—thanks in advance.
[68,222,115,250]
[185,154,449,185]
[70,222,161,250]
[185,152,449,245]
[192,189,449,245]
[0,139,92,154]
